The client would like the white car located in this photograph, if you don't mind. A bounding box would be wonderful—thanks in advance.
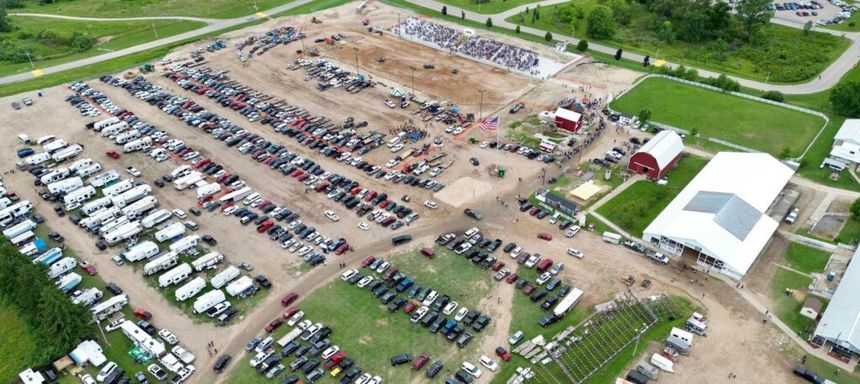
[172,209,187,219]
[480,141,489,148]
[509,246,522,258]
[375,261,390,274]
[250,350,273,367]
[567,248,584,259]
[411,306,429,323]
[96,362,118,382]
[295,319,312,330]
[126,166,141,177]
[465,227,480,237]
[509,330,524,345]
[443,301,459,315]
[321,345,340,360]
[158,329,179,345]
[341,269,359,281]
[455,307,469,321]
[357,276,373,288]
[172,345,196,364]
[223,206,237,216]
[422,290,439,306]
[355,373,372,384]
[357,222,370,231]
[368,376,383,384]
[324,210,340,222]
[424,200,438,209]
[384,100,396,108]
[479,355,499,372]
[175,365,195,383]
[565,226,581,238]
[80,374,97,384]
[390,143,404,152]
[462,362,482,378]
[386,158,400,168]
[536,272,551,285]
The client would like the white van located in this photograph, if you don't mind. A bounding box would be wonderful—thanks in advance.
[17,134,30,144]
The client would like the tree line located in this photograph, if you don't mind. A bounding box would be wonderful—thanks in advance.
[0,238,96,363]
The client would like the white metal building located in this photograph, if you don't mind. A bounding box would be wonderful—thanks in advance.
[829,119,860,164]
[642,152,794,279]
[813,248,860,358]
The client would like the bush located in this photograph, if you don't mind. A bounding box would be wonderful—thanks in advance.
[761,90,784,102]
[586,5,616,39]
[830,81,860,117]
[545,32,553,41]
[515,25,520,34]
[577,40,588,52]
[486,17,493,28]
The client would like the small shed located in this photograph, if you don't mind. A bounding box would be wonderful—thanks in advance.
[554,107,583,133]
[801,297,823,320]
[18,369,46,384]
[628,130,683,180]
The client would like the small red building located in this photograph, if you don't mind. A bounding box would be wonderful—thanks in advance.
[628,130,683,180]
[554,107,583,133]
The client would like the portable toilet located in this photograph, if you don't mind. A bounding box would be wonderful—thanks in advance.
[498,167,506,178]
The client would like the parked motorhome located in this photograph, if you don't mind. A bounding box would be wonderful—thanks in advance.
[56,272,82,293]
[173,172,204,190]
[123,137,152,153]
[47,177,83,196]
[158,263,192,288]
[102,221,142,245]
[192,252,223,272]
[81,197,112,216]
[169,235,199,254]
[175,277,206,302]
[70,158,95,174]
[211,266,240,289]
[80,207,121,231]
[93,116,120,131]
[122,241,159,262]
[72,287,103,306]
[169,165,192,180]
[102,179,133,197]
[91,294,128,321]
[111,184,151,208]
[10,231,35,247]
[226,276,255,297]
[143,252,178,276]
[553,288,584,317]
[51,144,83,162]
[90,170,119,188]
[47,257,77,279]
[76,163,102,178]
[18,238,47,257]
[141,209,171,229]
[24,152,51,166]
[192,289,226,314]
[32,247,63,265]
[40,168,70,185]
[120,195,158,219]
[64,186,97,210]
[155,222,186,242]
[97,216,129,237]
[2,219,36,239]
[0,200,33,227]
[114,129,140,145]
[602,232,623,244]
[43,138,69,154]
[0,198,11,211]
[100,121,129,138]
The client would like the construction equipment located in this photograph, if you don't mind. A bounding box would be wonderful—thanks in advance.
[139,64,154,73]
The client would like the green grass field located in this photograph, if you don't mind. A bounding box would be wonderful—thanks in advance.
[784,242,831,274]
[0,299,38,382]
[610,77,825,157]
[10,0,296,18]
[596,155,708,237]
[768,268,818,338]
[439,0,543,13]
[227,246,495,383]
[507,1,849,83]
[836,218,860,245]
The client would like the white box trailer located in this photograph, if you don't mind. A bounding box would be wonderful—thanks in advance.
[121,195,158,219]
[175,276,206,302]
[90,170,120,188]
[158,263,192,288]
[91,294,128,321]
[602,232,623,244]
[650,353,674,373]
[51,144,83,162]
[47,257,77,279]
[56,272,82,293]
[553,288,584,317]
[24,152,51,166]
[169,235,199,254]
[277,327,303,347]
[47,177,83,195]
[81,207,121,231]
[103,179,134,197]
[142,209,172,229]
[115,129,140,145]
[33,247,63,265]
[173,171,204,191]
[144,251,178,276]
[93,116,120,131]
[226,275,255,297]
[43,138,69,154]
[111,184,152,208]
[0,200,33,227]
[72,287,103,307]
[81,197,112,216]
[123,137,153,153]
[122,241,160,262]
[192,289,226,314]
[103,221,143,245]
[101,121,128,137]
[219,186,252,204]
[2,219,36,239]
[155,222,187,242]
[211,266,240,289]
[169,165,192,180]
[10,231,35,247]
[192,252,223,272]
[64,186,97,209]
[76,163,102,178]
[196,182,221,201]
[40,168,70,185]
[70,158,95,174]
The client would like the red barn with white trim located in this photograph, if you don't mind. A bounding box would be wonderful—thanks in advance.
[628,130,683,180]
[554,107,583,133]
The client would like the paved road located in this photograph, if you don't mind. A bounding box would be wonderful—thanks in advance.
[0,0,317,86]
[405,0,860,94]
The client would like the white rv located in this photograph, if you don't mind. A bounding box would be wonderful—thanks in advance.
[70,158,95,174]
[122,241,160,262]
[141,209,172,229]
[169,165,192,180]
[93,116,120,131]
[76,163,103,178]
[155,222,186,242]
[121,195,158,219]
[103,221,143,245]
[169,235,199,254]
[24,152,51,166]
[43,138,69,154]
[2,219,36,239]
[102,179,134,197]
[111,184,151,208]
[63,186,97,210]
[196,182,221,201]
[56,272,82,293]
[226,275,256,297]
[80,207,121,231]
[51,144,83,162]
[218,186,252,204]
[72,287,103,307]
[10,231,35,247]
[123,137,153,153]
[192,252,223,272]
[47,257,77,279]
[143,252,179,276]
[192,289,226,314]
[175,277,206,302]
[158,263,192,288]
[47,177,83,196]
[97,216,130,237]
[90,170,120,188]
[91,294,128,321]
[114,129,140,145]
[173,172,204,191]
[0,200,33,227]
[81,197,112,216]
[100,121,129,137]
[40,168,70,185]
[32,247,63,265]
[210,266,240,289]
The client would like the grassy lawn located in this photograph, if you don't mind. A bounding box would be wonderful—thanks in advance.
[0,17,206,78]
[610,77,825,157]
[228,246,495,383]
[506,1,850,83]
[596,155,708,237]
[767,268,818,338]
[439,0,543,13]
[0,299,37,383]
[10,0,296,18]
[784,242,831,274]
[836,217,860,245]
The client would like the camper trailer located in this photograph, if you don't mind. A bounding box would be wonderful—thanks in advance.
[40,168,70,185]
[93,116,120,131]
[10,231,35,247]
[155,222,187,242]
[80,207,121,231]
[149,148,168,162]
[18,238,48,257]
[192,252,223,272]
[24,152,51,166]
[2,219,36,239]
[111,184,152,208]
[196,183,221,201]
[143,252,179,276]
[192,289,226,314]
[218,186,252,204]
[210,266,240,289]
[226,276,256,297]
[141,209,172,229]
[158,263,192,288]
[169,165,192,180]
[103,221,143,245]
[91,294,128,321]
[81,197,112,216]
[0,198,11,211]
[169,235,199,254]
[102,179,134,197]
[72,287,103,307]
[76,163,103,178]
[175,277,206,302]
[56,272,82,293]
[100,121,129,138]
[173,171,204,191]
[48,177,84,196]
[0,200,33,227]
[123,137,153,153]
[553,288,585,317]
[114,129,140,145]
[43,138,69,154]
[89,170,120,188]
[97,216,130,237]
[47,257,77,279]
[666,327,694,354]
[32,247,63,265]
[51,144,83,162]
[122,241,160,262]
[70,158,96,174]
[121,195,158,219]
[64,186,97,210]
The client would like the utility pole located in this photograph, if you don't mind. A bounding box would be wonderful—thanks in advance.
[765,71,771,85]
[478,89,487,121]
[353,48,360,76]
[24,50,34,69]
[152,23,158,39]
[409,66,416,96]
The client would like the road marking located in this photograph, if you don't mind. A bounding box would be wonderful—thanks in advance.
[256,12,268,18]
[31,69,44,78]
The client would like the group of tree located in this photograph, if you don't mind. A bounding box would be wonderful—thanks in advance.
[0,239,96,362]
[653,64,740,92]
[0,29,96,63]
[830,81,860,117]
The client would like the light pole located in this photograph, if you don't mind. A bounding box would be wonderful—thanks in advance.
[409,66,416,96]
[478,89,487,121]
[24,50,34,69]
[765,71,771,85]
[152,23,159,39]
[353,48,360,76]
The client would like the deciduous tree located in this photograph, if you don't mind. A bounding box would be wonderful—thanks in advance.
[587,5,616,39]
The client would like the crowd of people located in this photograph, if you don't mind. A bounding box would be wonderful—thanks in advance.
[395,17,540,73]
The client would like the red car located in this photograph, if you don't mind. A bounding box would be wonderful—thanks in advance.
[134,307,152,321]
[325,351,347,369]
[491,262,505,272]
[403,303,417,314]
[537,233,552,241]
[360,256,376,268]
[79,260,98,275]
[383,268,399,281]
[256,220,274,233]
[291,169,304,177]
[496,347,511,361]
[282,307,300,320]
[281,292,299,307]
[334,243,350,255]
[265,318,284,333]
[106,151,120,159]
[523,285,536,295]
[379,200,390,208]
[420,248,434,259]
[505,273,519,284]
[412,354,431,370]
[529,207,541,216]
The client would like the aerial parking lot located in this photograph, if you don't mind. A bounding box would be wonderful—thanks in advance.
[4,1,860,384]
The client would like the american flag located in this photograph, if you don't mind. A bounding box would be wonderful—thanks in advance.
[479,116,499,131]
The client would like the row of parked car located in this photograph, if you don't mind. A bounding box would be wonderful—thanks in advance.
[479,139,557,164]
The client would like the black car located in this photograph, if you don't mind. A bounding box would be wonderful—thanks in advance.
[202,234,218,246]
[426,361,444,378]
[106,282,123,295]
[456,332,474,348]
[213,354,232,373]
[390,353,413,366]
[255,275,272,288]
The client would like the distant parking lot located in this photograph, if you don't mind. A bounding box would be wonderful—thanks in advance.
[770,0,857,26]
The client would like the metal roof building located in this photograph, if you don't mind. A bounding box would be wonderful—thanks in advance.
[642,152,794,280]
[814,249,860,357]
[628,130,684,180]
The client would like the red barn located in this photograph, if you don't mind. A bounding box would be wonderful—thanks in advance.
[554,107,583,133]
[628,130,683,180]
